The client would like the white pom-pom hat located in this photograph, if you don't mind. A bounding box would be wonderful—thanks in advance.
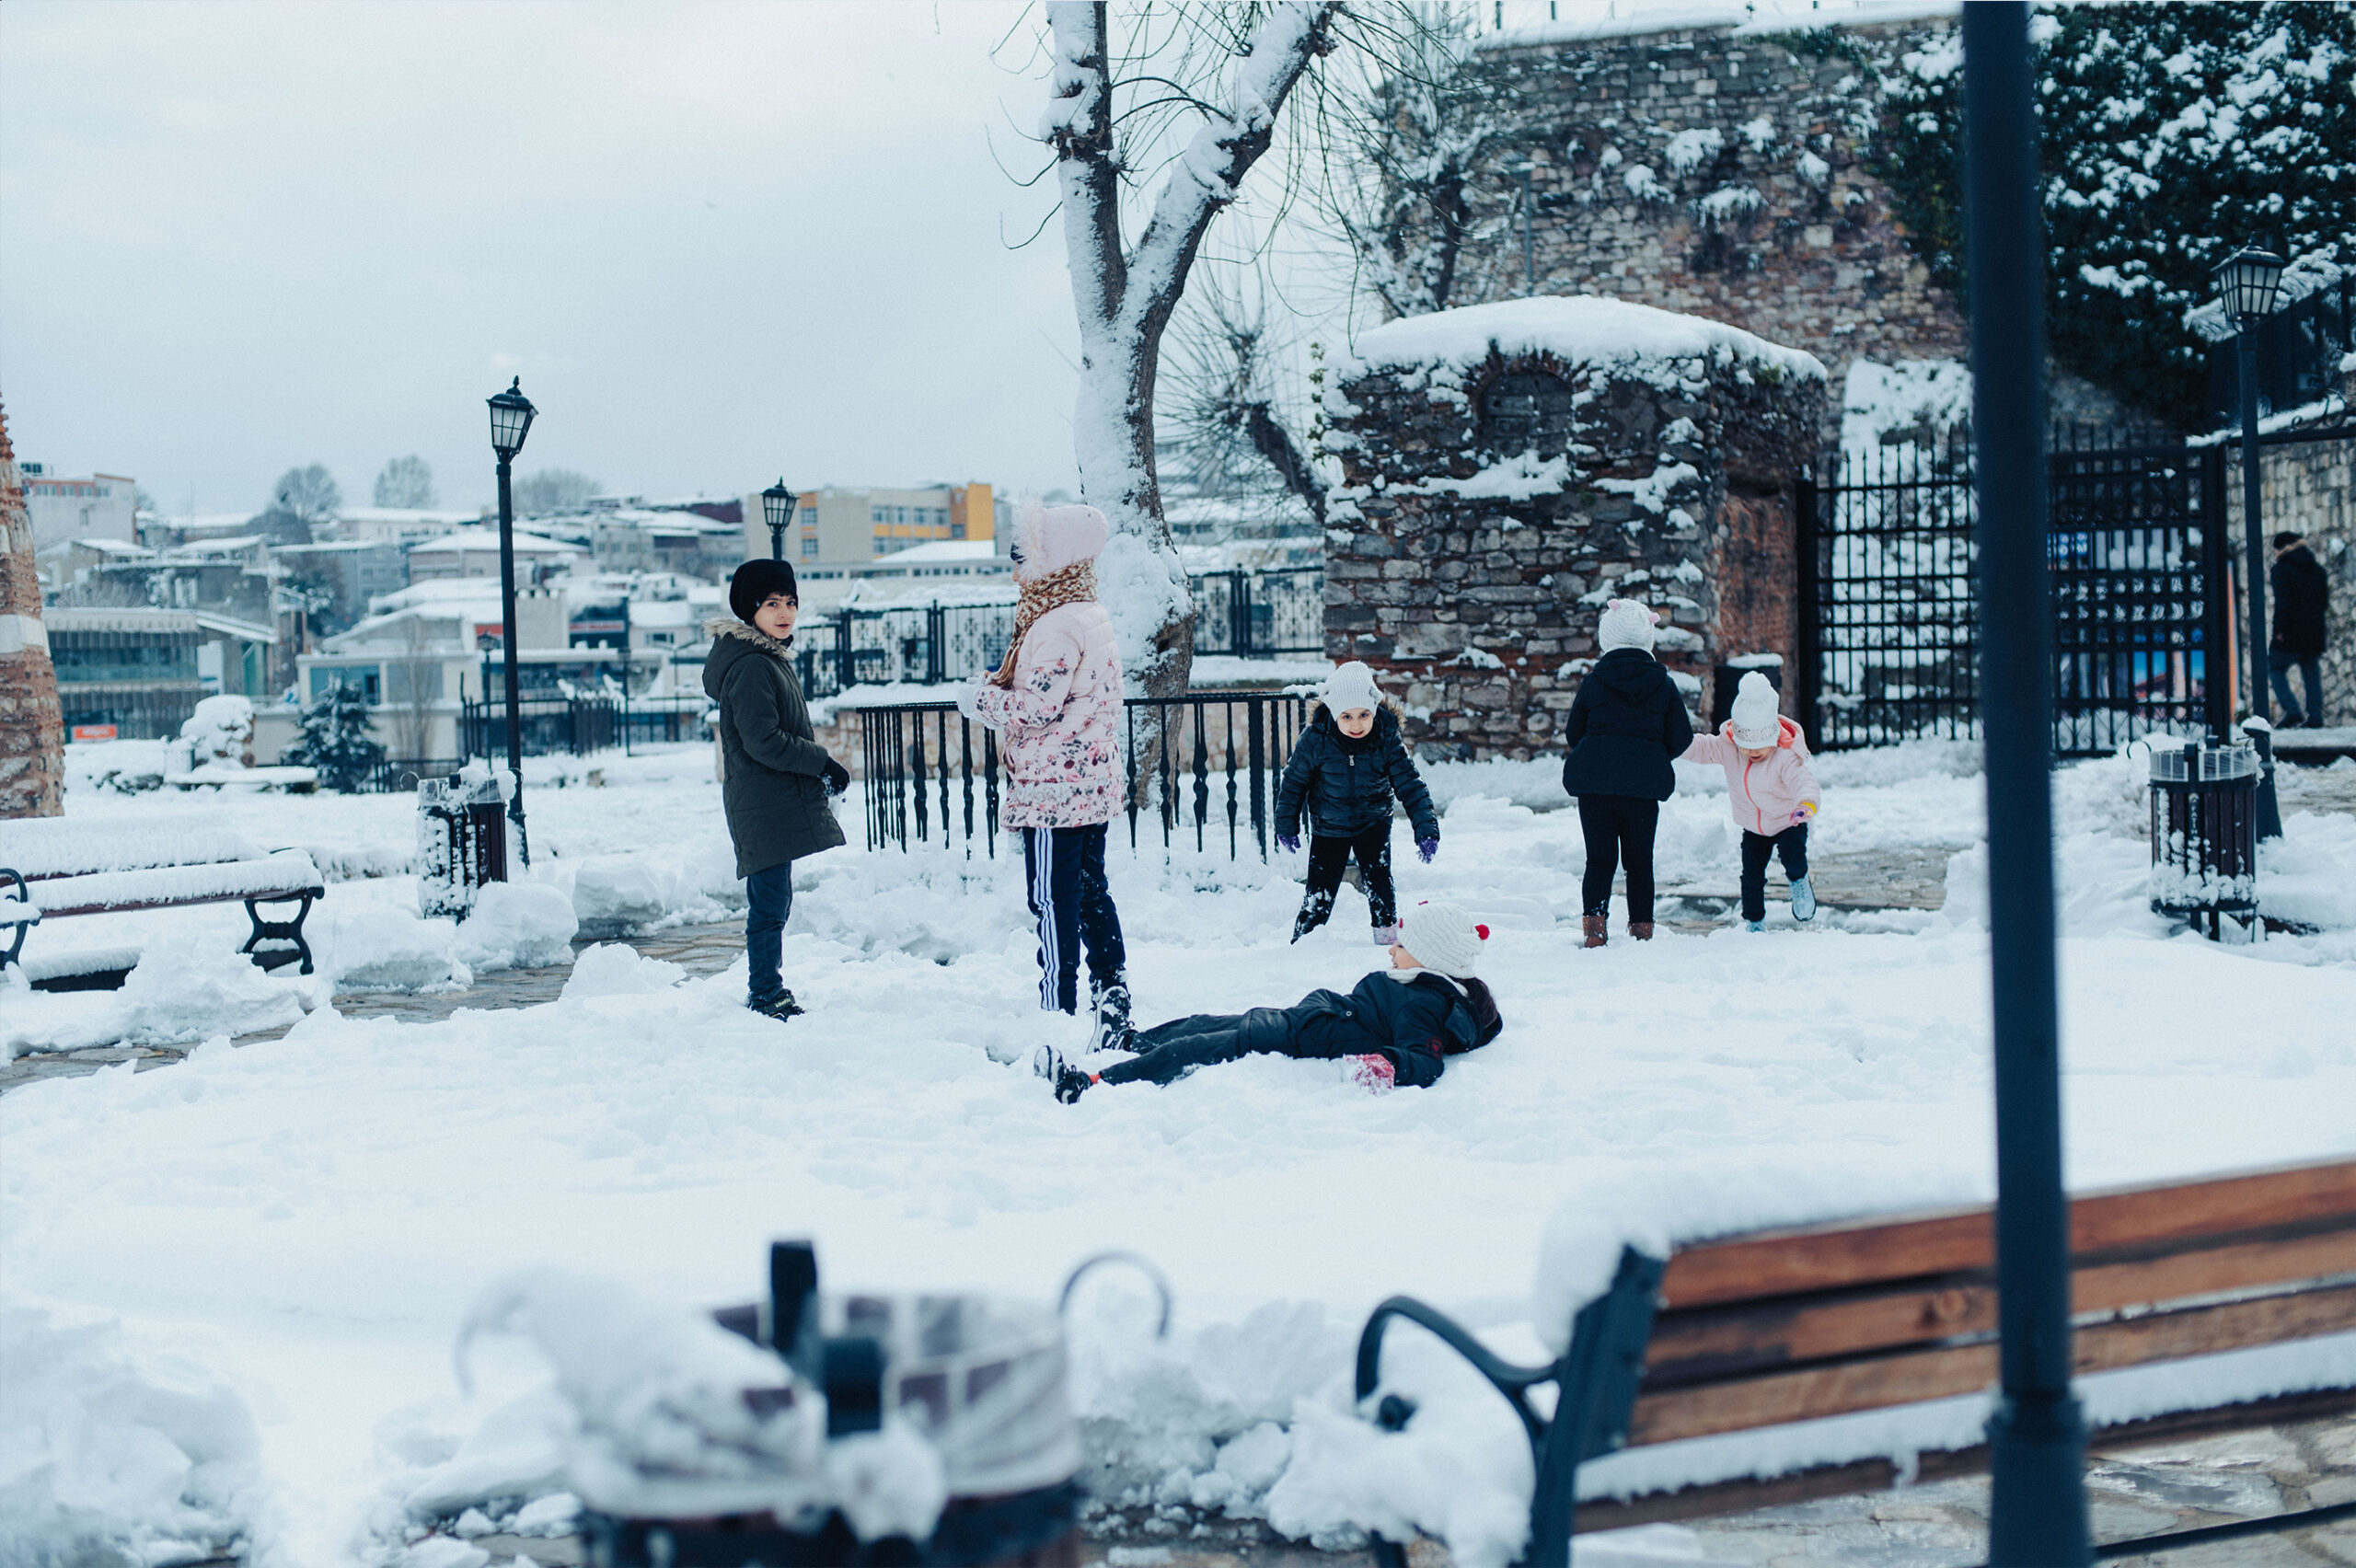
[1595,598,1660,654]
[1399,900,1487,978]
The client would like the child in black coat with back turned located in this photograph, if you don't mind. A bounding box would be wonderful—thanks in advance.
[1274,662,1441,946]
[1048,901,1503,1101]
[1560,599,1693,948]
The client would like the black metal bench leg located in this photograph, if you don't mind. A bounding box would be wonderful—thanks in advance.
[242,893,318,975]
[1,869,34,971]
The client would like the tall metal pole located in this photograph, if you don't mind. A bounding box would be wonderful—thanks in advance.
[495,455,531,866]
[1960,7,2088,1563]
[2237,329,2269,723]
[770,517,786,561]
[1519,165,1536,295]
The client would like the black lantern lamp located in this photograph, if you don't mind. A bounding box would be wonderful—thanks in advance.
[2212,244,2290,756]
[486,376,538,866]
[762,478,796,561]
[2212,245,2288,331]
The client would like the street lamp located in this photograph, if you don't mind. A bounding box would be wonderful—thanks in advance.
[488,376,537,866]
[2212,244,2287,729]
[762,478,797,561]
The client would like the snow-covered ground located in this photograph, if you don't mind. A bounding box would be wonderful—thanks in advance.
[5,741,2355,1567]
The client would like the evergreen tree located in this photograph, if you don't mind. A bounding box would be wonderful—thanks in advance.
[1876,2,2353,429]
[284,683,386,793]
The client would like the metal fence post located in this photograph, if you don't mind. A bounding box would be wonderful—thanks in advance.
[1795,470,1821,744]
[2200,446,2234,739]
[1962,6,2090,1562]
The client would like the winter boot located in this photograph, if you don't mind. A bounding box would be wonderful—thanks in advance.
[1371,924,1400,946]
[1582,915,1609,949]
[1290,888,1335,944]
[747,989,805,1021]
[1629,922,1654,941]
[1054,1063,1094,1104]
[1087,974,1135,1055]
[1790,874,1818,923]
[1744,919,1767,933]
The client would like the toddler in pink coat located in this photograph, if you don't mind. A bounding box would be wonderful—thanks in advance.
[961,502,1131,1043]
[1682,670,1822,929]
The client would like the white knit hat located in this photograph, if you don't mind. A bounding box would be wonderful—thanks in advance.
[1595,598,1659,654]
[1728,670,1783,748]
[1321,660,1384,716]
[1399,900,1487,979]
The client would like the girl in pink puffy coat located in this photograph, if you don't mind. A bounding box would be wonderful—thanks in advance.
[961,502,1131,1038]
[1682,670,1823,930]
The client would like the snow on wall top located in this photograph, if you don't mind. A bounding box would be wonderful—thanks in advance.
[1474,0,1956,51]
[1340,296,1826,386]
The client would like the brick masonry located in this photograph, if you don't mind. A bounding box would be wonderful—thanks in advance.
[2220,374,2356,725]
[0,399,67,819]
[1324,309,1824,759]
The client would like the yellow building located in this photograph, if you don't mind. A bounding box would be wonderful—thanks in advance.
[742,483,999,565]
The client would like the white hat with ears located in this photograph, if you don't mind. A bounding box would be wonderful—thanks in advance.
[1595,598,1660,653]
[1321,660,1384,716]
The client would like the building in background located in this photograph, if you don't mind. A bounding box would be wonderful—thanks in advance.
[405,525,584,582]
[588,509,745,582]
[20,463,139,553]
[1,405,66,815]
[44,606,276,741]
[272,540,411,639]
[744,482,1002,566]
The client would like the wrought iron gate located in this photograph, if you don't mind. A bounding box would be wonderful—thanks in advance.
[1799,436,2231,755]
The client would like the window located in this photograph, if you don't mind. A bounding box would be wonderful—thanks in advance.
[1479,368,1578,455]
[802,536,819,559]
[872,535,890,555]
[951,523,966,540]
[871,506,886,525]
[799,506,817,526]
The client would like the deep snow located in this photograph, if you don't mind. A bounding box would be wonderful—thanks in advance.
[4,739,2354,1567]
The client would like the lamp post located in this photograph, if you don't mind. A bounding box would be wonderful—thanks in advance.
[2212,245,2288,728]
[762,478,796,561]
[1960,7,2088,1562]
[488,376,537,866]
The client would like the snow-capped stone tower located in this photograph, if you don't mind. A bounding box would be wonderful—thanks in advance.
[0,399,66,818]
[1322,296,1824,760]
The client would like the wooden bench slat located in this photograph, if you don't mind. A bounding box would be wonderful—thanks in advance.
[32,884,323,920]
[1647,1225,2356,1382]
[1628,1280,2356,1447]
[1658,1157,2356,1309]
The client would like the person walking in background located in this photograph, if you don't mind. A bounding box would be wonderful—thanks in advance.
[2270,531,2330,728]
[961,501,1131,1054]
[1560,599,1693,948]
[1273,661,1440,946]
[704,559,849,1021]
[1682,670,1823,932]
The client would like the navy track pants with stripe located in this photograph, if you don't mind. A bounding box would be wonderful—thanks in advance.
[1022,823,1126,1013]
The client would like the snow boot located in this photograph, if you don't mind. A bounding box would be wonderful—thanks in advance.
[1582,915,1609,949]
[1745,919,1766,933]
[1629,922,1654,941]
[1088,974,1134,1054]
[747,989,804,1022]
[1372,923,1400,946]
[1291,888,1335,943]
[1054,1062,1094,1104]
[1790,874,1818,923]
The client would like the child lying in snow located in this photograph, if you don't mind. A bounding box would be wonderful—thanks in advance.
[1680,670,1823,930]
[1045,902,1502,1103]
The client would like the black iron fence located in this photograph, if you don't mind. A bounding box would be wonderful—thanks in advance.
[794,570,1322,699]
[460,694,710,759]
[858,692,1313,861]
[1799,432,2241,755]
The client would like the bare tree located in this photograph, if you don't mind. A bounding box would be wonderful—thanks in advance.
[388,615,441,762]
[271,465,343,529]
[374,455,437,509]
[1162,280,1326,526]
[513,469,603,516]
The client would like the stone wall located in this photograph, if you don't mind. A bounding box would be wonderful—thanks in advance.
[1323,298,1824,759]
[1449,17,2144,449]
[1,400,67,817]
[2219,378,2356,724]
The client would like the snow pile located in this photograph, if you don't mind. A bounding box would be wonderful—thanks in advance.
[0,1303,263,1565]
[455,882,577,974]
[0,813,265,880]
[1340,297,1826,388]
[324,908,469,993]
[561,943,686,1000]
[64,740,178,795]
[179,696,255,769]
[3,934,313,1057]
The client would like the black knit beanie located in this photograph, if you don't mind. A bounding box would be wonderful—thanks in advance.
[730,559,799,624]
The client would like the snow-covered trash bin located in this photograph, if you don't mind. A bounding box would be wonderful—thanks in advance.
[451,1242,1081,1568]
[418,764,513,920]
[2147,735,2260,940]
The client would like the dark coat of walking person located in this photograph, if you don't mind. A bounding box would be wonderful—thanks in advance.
[1273,661,1441,944]
[704,559,849,1020]
[2269,532,2331,727]
[1559,599,1693,947]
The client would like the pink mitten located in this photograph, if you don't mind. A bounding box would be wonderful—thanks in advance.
[1345,1054,1397,1093]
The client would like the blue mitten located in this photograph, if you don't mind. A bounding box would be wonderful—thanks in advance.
[1276,834,1301,854]
[1416,836,1438,863]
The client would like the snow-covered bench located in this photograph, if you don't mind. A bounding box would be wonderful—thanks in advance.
[1355,1157,2356,1565]
[0,816,326,988]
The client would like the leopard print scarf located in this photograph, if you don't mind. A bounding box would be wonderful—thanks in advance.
[988,559,1098,688]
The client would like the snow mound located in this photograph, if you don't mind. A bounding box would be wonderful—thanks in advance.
[570,857,710,940]
[0,1303,262,1566]
[1341,297,1824,386]
[561,942,686,1000]
[326,908,470,993]
[114,933,308,1044]
[456,882,578,973]
[179,695,255,768]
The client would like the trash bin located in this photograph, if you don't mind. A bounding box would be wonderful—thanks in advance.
[2147,736,2260,941]
[583,1242,1085,1568]
[417,766,513,920]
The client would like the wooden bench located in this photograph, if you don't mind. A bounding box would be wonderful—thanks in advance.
[0,817,326,989]
[1356,1156,2356,1565]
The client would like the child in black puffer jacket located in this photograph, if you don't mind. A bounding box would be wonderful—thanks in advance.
[1560,599,1694,947]
[1274,662,1440,945]
[1048,902,1502,1101]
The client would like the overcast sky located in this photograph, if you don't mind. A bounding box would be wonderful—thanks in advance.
[0,1,1093,517]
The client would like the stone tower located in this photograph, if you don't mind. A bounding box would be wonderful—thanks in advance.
[1,399,67,817]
